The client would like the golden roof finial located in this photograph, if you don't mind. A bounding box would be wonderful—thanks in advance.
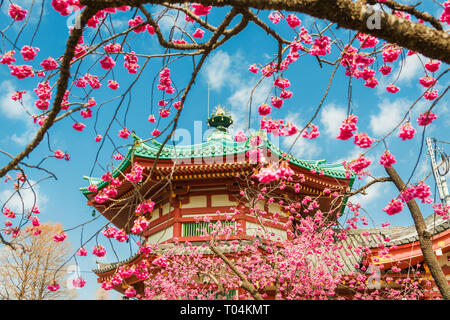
[215,104,225,115]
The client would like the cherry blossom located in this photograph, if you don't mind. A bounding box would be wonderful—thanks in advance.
[258,103,272,116]
[192,28,205,39]
[386,84,400,93]
[417,112,438,126]
[286,14,301,28]
[100,56,116,69]
[8,4,27,21]
[40,57,59,70]
[92,245,107,257]
[379,150,396,167]
[248,64,259,73]
[354,132,374,149]
[337,115,358,140]
[47,283,60,292]
[191,3,211,16]
[419,76,437,88]
[119,128,131,139]
[53,232,67,242]
[399,122,415,140]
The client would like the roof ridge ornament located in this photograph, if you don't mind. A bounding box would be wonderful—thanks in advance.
[208,105,233,132]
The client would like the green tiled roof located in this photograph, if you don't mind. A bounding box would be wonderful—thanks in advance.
[80,131,355,197]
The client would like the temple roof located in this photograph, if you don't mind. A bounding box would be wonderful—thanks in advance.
[80,131,354,198]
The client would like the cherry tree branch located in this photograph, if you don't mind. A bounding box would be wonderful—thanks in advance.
[385,165,450,300]
[81,0,450,63]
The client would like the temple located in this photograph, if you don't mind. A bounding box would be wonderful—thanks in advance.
[80,106,449,299]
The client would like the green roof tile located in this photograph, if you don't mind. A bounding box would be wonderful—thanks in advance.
[80,131,355,197]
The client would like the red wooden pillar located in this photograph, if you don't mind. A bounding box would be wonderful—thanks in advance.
[173,200,182,238]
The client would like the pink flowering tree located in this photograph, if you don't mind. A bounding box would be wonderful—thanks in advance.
[0,0,449,299]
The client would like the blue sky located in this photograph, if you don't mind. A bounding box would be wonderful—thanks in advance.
[0,1,448,299]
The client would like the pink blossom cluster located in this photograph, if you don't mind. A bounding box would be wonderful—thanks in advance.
[309,36,331,56]
[75,73,101,89]
[125,287,136,297]
[440,1,450,24]
[47,283,60,292]
[234,131,247,142]
[344,155,372,177]
[126,163,144,183]
[53,232,67,242]
[192,28,204,39]
[246,148,266,163]
[191,3,211,16]
[2,207,16,219]
[382,45,402,63]
[20,45,39,61]
[72,122,86,131]
[356,33,379,49]
[128,15,147,33]
[432,203,449,220]
[354,132,374,149]
[260,117,298,137]
[384,182,432,216]
[425,60,441,73]
[424,90,438,101]
[34,81,52,111]
[157,68,175,94]
[9,64,34,79]
[386,84,400,93]
[108,80,119,90]
[51,0,75,16]
[268,11,282,24]
[302,124,320,139]
[124,52,139,73]
[54,149,70,161]
[76,247,87,256]
[417,111,437,126]
[119,127,130,139]
[104,43,122,53]
[270,95,283,109]
[419,76,437,88]
[379,150,396,168]
[0,51,16,65]
[100,56,116,70]
[336,115,358,140]
[93,245,107,257]
[8,4,27,21]
[40,57,59,71]
[135,200,155,215]
[398,122,415,140]
[339,43,381,88]
[131,217,151,234]
[382,199,404,215]
[254,162,294,183]
[286,14,301,28]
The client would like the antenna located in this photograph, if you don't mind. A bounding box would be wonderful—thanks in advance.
[426,137,450,206]
[207,81,210,122]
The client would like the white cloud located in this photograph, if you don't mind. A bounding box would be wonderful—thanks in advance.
[227,78,272,130]
[320,103,347,138]
[351,176,386,207]
[0,180,48,214]
[280,112,322,159]
[152,7,194,38]
[396,54,424,85]
[282,134,322,159]
[0,80,37,146]
[333,146,367,166]
[0,80,29,119]
[369,98,410,136]
[203,50,234,91]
